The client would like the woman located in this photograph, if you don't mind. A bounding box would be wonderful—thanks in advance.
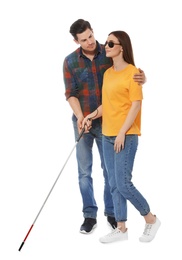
[82,31,161,243]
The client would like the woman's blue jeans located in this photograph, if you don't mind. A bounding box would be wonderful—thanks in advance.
[73,117,114,219]
[102,134,150,222]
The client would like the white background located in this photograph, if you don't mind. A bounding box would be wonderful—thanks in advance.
[0,0,181,259]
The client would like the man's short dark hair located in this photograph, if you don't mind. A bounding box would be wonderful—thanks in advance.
[69,19,92,40]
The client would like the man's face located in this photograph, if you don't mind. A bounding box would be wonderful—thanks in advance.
[75,28,97,52]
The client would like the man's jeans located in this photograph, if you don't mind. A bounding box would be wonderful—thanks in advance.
[102,134,150,222]
[73,117,114,219]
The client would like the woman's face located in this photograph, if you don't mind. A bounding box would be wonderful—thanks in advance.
[105,34,122,58]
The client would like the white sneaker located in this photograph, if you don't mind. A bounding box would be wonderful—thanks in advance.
[99,228,128,243]
[139,217,161,242]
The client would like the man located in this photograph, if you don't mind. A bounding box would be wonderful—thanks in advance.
[63,19,146,234]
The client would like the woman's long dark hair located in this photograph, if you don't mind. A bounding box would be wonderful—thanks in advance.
[109,31,135,66]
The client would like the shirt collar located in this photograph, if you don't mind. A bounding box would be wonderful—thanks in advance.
[79,41,102,59]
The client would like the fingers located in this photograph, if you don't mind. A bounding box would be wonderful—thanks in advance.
[114,143,123,153]
[138,68,144,73]
[81,117,92,133]
[133,73,143,79]
[133,73,144,84]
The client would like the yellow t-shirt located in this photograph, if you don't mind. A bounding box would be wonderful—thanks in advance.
[102,64,143,136]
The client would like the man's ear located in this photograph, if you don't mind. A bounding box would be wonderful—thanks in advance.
[74,39,79,45]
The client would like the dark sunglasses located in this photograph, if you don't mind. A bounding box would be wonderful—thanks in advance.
[104,41,121,48]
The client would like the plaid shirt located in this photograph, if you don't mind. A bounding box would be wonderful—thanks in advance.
[63,41,112,117]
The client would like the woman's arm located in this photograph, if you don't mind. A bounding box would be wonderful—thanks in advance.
[82,105,102,131]
[114,100,141,153]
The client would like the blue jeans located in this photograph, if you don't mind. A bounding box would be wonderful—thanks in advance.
[72,116,114,219]
[102,134,150,222]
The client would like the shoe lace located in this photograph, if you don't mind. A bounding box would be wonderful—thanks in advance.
[84,219,90,224]
[106,228,121,237]
[143,224,152,236]
[83,218,95,225]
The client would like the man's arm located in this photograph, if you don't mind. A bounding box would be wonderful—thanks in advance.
[68,96,83,119]
[68,96,84,132]
[133,68,147,85]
